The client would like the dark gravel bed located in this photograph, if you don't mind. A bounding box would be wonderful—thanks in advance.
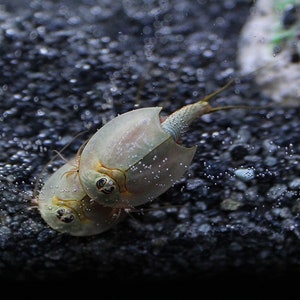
[0,0,299,289]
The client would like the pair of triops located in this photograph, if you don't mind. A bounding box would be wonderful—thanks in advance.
[37,80,253,236]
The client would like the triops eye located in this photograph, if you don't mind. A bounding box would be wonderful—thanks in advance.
[96,178,107,189]
[56,208,75,223]
[96,177,116,194]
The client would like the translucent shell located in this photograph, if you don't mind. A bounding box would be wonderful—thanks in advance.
[78,107,197,208]
[38,158,125,236]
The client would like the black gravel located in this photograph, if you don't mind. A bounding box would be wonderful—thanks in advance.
[0,0,300,291]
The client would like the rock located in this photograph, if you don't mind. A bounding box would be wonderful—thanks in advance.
[237,0,300,106]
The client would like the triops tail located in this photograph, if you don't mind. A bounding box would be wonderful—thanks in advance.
[161,80,240,141]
